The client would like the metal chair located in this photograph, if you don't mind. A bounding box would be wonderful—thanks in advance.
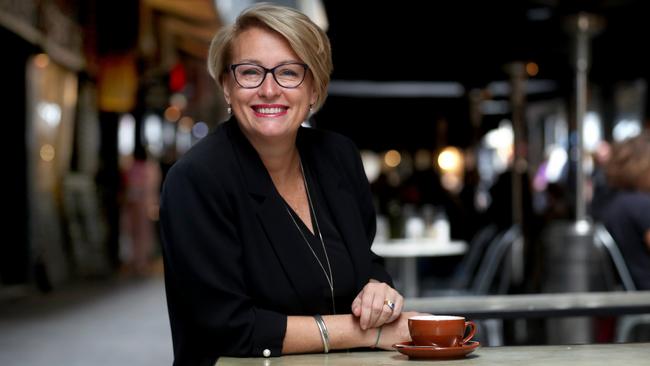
[470,225,522,346]
[593,223,650,342]
[420,224,499,294]
[422,225,522,346]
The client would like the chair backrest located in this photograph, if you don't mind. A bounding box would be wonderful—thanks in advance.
[593,223,637,291]
[470,225,522,294]
[449,224,499,289]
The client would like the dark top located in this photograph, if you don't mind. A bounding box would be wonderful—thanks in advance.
[601,190,650,290]
[159,118,393,365]
[284,162,357,315]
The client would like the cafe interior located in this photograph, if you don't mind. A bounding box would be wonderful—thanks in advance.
[1,0,650,364]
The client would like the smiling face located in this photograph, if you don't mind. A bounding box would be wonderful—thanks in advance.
[223,26,317,145]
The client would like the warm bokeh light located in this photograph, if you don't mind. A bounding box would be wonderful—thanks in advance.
[441,172,462,193]
[526,62,539,77]
[437,146,463,173]
[34,53,50,68]
[40,144,55,162]
[178,116,194,133]
[384,150,401,168]
[164,106,181,122]
[169,93,188,110]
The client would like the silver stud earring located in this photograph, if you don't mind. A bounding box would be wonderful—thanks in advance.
[227,105,232,115]
[309,104,313,113]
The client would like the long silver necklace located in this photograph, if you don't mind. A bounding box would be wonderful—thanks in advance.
[284,157,336,314]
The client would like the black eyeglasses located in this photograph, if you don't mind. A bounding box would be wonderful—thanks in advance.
[230,62,309,89]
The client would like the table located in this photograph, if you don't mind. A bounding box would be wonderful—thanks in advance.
[217,342,650,365]
[371,239,467,297]
[405,290,650,319]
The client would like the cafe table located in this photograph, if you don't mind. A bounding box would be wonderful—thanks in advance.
[217,342,650,365]
[216,343,650,366]
[371,238,468,297]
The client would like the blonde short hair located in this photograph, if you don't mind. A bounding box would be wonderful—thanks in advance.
[208,3,332,112]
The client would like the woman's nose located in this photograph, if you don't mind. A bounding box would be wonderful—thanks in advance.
[257,72,282,98]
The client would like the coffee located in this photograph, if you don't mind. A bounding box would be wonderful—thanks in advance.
[408,315,476,347]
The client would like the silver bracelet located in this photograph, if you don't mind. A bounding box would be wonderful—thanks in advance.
[313,314,330,353]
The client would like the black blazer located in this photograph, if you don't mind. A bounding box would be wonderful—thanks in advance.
[160,118,392,365]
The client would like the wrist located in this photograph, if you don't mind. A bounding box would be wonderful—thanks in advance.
[326,314,377,349]
[372,326,383,348]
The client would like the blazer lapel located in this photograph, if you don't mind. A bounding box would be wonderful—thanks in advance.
[225,121,323,311]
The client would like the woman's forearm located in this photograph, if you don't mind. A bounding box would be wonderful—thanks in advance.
[282,314,376,354]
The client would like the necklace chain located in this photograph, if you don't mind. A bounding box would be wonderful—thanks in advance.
[284,157,336,314]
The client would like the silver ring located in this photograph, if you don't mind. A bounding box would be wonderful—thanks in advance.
[384,299,395,311]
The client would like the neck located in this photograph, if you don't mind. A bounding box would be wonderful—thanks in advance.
[246,132,301,186]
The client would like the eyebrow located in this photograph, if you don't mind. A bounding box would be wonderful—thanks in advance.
[235,59,303,66]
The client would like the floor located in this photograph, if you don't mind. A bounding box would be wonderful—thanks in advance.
[0,274,173,366]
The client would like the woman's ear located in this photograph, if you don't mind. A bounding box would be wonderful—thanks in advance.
[310,88,318,108]
[222,76,231,105]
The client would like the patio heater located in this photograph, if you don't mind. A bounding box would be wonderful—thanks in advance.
[542,12,605,344]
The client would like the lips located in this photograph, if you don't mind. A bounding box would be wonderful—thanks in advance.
[252,104,288,117]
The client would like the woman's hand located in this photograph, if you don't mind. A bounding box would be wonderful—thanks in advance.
[351,280,404,330]
[372,311,423,350]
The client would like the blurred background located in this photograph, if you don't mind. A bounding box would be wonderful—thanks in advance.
[2,0,650,365]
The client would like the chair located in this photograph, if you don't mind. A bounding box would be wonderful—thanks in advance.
[470,225,522,295]
[593,223,636,291]
[421,224,522,346]
[469,225,522,346]
[593,223,650,342]
[420,224,499,294]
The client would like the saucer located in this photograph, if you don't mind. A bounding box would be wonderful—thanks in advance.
[393,341,480,359]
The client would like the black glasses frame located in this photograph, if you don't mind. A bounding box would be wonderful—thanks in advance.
[230,62,309,89]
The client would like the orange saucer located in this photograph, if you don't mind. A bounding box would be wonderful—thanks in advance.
[393,341,480,359]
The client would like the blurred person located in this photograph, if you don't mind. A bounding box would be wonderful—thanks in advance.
[589,140,613,222]
[601,131,650,290]
[159,4,417,364]
[119,144,161,276]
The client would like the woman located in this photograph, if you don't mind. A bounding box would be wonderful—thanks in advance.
[601,131,650,290]
[160,4,415,364]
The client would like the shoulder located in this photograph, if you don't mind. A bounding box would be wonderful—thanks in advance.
[163,122,235,193]
[612,191,650,207]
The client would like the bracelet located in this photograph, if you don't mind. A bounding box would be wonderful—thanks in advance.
[313,314,330,353]
[373,326,383,348]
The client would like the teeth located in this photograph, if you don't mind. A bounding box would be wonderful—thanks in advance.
[256,107,284,114]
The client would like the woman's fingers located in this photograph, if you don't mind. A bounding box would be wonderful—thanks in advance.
[354,281,406,329]
[371,295,395,328]
[387,293,404,323]
[358,287,377,329]
[351,293,362,317]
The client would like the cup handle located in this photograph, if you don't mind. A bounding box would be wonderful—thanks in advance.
[462,321,476,344]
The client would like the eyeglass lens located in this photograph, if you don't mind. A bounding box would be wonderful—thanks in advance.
[233,63,306,88]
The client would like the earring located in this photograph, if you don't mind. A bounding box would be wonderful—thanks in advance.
[227,105,232,115]
[309,104,313,113]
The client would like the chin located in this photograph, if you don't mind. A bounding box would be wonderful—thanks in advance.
[251,120,299,136]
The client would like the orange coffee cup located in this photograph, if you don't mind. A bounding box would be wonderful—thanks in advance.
[408,315,476,347]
